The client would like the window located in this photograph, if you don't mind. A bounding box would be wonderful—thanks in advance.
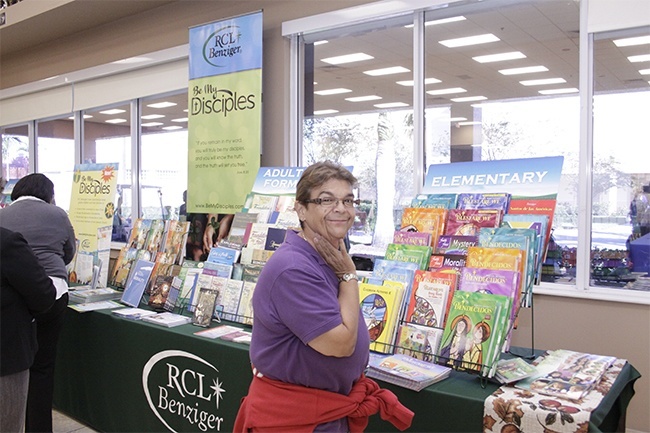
[591,28,650,288]
[36,116,75,211]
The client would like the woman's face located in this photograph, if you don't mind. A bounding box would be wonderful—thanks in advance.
[296,178,355,247]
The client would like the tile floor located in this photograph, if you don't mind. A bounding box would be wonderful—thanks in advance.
[53,409,98,433]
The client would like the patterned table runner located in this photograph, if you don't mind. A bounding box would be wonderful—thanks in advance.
[483,357,626,433]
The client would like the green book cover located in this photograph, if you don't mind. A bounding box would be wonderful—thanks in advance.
[384,243,433,271]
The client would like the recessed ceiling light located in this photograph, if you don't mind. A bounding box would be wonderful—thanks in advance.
[628,54,650,63]
[363,66,410,76]
[171,118,188,122]
[520,78,566,86]
[396,77,441,86]
[613,35,650,47]
[439,33,499,48]
[147,102,177,109]
[405,15,466,28]
[100,109,126,115]
[473,51,526,63]
[314,109,339,115]
[458,121,481,126]
[345,95,382,102]
[640,69,650,75]
[321,53,373,65]
[141,122,164,127]
[427,87,467,95]
[499,66,549,75]
[538,88,579,95]
[449,117,467,122]
[105,119,127,124]
[451,96,488,102]
[141,114,165,120]
[162,126,183,131]
[374,102,409,108]
[314,88,352,95]
[314,40,328,46]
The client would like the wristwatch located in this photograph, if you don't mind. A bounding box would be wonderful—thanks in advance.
[339,273,359,283]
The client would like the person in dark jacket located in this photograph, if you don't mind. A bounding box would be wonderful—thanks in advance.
[0,227,57,433]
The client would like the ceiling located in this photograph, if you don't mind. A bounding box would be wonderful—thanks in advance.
[1,0,649,133]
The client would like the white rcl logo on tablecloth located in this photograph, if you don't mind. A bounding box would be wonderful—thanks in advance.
[142,350,226,432]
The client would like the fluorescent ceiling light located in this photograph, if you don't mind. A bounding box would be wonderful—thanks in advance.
[321,53,373,65]
[628,54,650,63]
[439,33,499,48]
[613,35,650,47]
[105,119,127,124]
[39,76,60,82]
[100,109,126,115]
[171,118,188,122]
[162,126,183,131]
[396,77,441,86]
[499,65,548,75]
[314,109,339,115]
[147,102,177,109]
[405,15,465,28]
[451,95,487,102]
[345,95,382,102]
[449,117,467,122]
[141,122,164,127]
[473,51,526,63]
[314,40,328,46]
[141,114,165,120]
[640,69,650,75]
[111,56,152,65]
[427,87,467,95]
[67,115,93,120]
[520,78,566,86]
[314,88,352,95]
[363,66,410,76]
[538,88,579,95]
[374,102,409,108]
[458,121,481,126]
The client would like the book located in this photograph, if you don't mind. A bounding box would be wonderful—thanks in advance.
[143,219,166,259]
[410,193,458,209]
[444,209,502,236]
[456,192,511,212]
[502,213,549,281]
[227,212,261,245]
[404,269,455,329]
[141,312,192,328]
[161,220,191,265]
[215,279,244,321]
[176,260,203,305]
[145,251,178,295]
[264,227,287,251]
[126,218,153,250]
[371,258,420,321]
[399,207,447,248]
[395,322,444,362]
[68,300,123,313]
[436,235,478,255]
[110,247,139,288]
[193,324,242,339]
[236,281,257,325]
[495,357,538,384]
[246,194,279,223]
[163,276,182,312]
[359,282,404,354]
[272,210,300,229]
[68,287,122,304]
[384,243,432,271]
[206,245,240,266]
[246,223,272,250]
[439,290,509,374]
[366,352,452,391]
[120,258,155,307]
[111,307,158,321]
[148,275,175,310]
[203,260,234,279]
[427,253,466,274]
[192,286,220,327]
[219,329,253,342]
[466,246,525,309]
[392,230,432,246]
[507,198,557,257]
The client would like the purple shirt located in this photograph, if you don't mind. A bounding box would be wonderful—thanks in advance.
[250,230,369,430]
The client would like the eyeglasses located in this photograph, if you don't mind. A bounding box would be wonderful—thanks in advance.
[303,197,360,208]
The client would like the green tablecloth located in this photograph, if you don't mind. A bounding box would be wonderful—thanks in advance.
[53,308,640,432]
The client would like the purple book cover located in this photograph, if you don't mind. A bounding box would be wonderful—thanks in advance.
[393,230,432,246]
[456,193,511,211]
[436,235,478,255]
[459,267,519,299]
[444,209,502,236]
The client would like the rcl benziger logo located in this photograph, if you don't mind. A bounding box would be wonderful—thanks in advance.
[142,350,226,432]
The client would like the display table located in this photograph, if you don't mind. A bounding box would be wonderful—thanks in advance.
[54,308,640,432]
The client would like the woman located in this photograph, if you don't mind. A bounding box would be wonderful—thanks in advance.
[235,161,413,432]
[0,173,76,433]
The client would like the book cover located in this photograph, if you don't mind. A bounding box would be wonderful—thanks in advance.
[246,223,272,250]
[141,312,191,328]
[206,245,240,266]
[192,286,219,327]
[236,281,257,325]
[399,207,447,248]
[507,198,557,255]
[404,269,455,329]
[427,253,466,274]
[456,193,511,212]
[272,210,301,229]
[161,220,191,265]
[203,260,234,279]
[264,227,287,251]
[371,258,419,321]
[241,264,264,283]
[68,300,123,313]
[395,322,444,362]
[112,307,158,321]
[359,282,404,354]
[247,194,279,223]
[145,251,178,295]
[69,288,122,304]
[436,235,478,255]
[194,324,242,339]
[126,218,153,250]
[176,261,203,305]
[466,246,525,303]
[120,259,155,307]
[410,194,457,209]
[444,209,502,236]
[143,219,166,258]
[111,247,139,289]
[148,275,175,310]
[274,195,296,212]
[392,230,432,246]
[215,279,244,321]
[495,357,538,384]
[384,243,432,271]
[366,353,452,392]
[227,212,261,245]
[439,290,508,373]
[502,213,549,280]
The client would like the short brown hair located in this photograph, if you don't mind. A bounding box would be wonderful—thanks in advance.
[295,161,357,203]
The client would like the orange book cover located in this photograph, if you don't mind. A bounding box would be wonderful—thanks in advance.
[465,246,525,307]
[405,269,458,330]
[400,207,448,248]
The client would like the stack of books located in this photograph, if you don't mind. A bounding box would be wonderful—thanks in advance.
[68,287,122,304]
[366,352,451,391]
